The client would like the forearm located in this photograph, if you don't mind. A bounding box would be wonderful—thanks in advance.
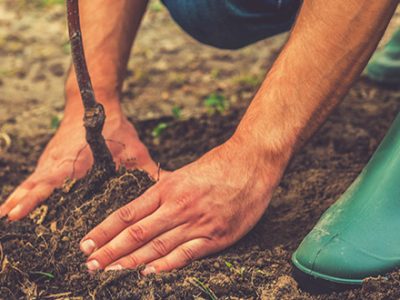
[64,0,148,119]
[234,1,397,165]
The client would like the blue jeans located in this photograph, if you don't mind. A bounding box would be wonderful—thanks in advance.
[161,0,301,49]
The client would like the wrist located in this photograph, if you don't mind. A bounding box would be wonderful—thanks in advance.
[231,136,292,181]
[63,92,123,124]
[195,126,291,198]
[65,66,123,115]
[231,120,295,170]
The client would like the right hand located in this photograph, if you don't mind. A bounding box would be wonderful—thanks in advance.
[0,111,158,221]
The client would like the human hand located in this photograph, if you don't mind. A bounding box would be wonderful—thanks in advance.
[0,111,158,221]
[80,136,289,274]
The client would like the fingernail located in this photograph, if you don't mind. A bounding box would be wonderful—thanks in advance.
[105,264,123,272]
[80,239,97,255]
[8,204,22,220]
[142,265,156,275]
[86,260,100,271]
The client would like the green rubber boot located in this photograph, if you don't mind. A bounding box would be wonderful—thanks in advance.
[366,28,400,85]
[292,112,400,286]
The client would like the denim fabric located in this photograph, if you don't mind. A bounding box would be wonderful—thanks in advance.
[161,0,301,49]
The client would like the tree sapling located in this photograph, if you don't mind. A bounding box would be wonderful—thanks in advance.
[66,0,116,185]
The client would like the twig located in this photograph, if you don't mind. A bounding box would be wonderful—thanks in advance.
[43,292,72,299]
[66,0,115,175]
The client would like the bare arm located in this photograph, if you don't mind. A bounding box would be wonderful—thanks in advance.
[64,0,149,120]
[235,1,398,164]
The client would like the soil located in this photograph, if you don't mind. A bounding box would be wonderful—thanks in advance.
[1,1,400,299]
[1,79,400,299]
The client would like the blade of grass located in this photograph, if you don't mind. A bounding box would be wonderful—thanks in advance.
[190,277,218,300]
[30,271,55,279]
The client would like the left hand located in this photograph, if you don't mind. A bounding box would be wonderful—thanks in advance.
[79,136,288,274]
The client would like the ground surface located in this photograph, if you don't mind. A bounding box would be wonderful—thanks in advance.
[1,1,400,299]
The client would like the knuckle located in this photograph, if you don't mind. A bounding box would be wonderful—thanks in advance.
[93,225,110,242]
[126,225,146,244]
[209,220,228,238]
[100,246,116,262]
[20,180,37,190]
[151,238,169,257]
[125,254,140,267]
[174,194,193,210]
[180,246,195,264]
[116,205,136,224]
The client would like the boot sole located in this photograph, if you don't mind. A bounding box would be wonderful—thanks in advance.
[292,254,362,293]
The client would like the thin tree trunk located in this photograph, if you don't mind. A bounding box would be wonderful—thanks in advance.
[66,0,115,176]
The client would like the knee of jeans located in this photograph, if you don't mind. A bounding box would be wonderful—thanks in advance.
[162,0,273,50]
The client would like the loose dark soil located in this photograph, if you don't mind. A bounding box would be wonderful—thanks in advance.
[1,79,400,299]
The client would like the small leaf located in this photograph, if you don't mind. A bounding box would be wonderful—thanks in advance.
[171,105,182,120]
[190,278,218,300]
[152,122,168,138]
[50,115,61,129]
[204,93,227,114]
[149,1,163,12]
[224,260,233,269]
[31,271,55,279]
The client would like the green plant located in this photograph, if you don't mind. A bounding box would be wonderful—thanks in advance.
[149,1,163,12]
[152,122,168,138]
[171,105,182,120]
[233,74,262,88]
[30,271,55,279]
[50,114,62,129]
[62,40,71,54]
[189,278,218,300]
[224,260,245,276]
[41,0,64,5]
[204,93,227,115]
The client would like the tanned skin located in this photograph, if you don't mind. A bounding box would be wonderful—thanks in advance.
[1,0,397,274]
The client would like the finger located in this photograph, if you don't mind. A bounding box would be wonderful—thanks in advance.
[0,188,28,217]
[7,183,54,221]
[104,224,191,271]
[86,205,182,271]
[0,177,38,217]
[80,187,161,256]
[0,165,73,218]
[142,238,214,275]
